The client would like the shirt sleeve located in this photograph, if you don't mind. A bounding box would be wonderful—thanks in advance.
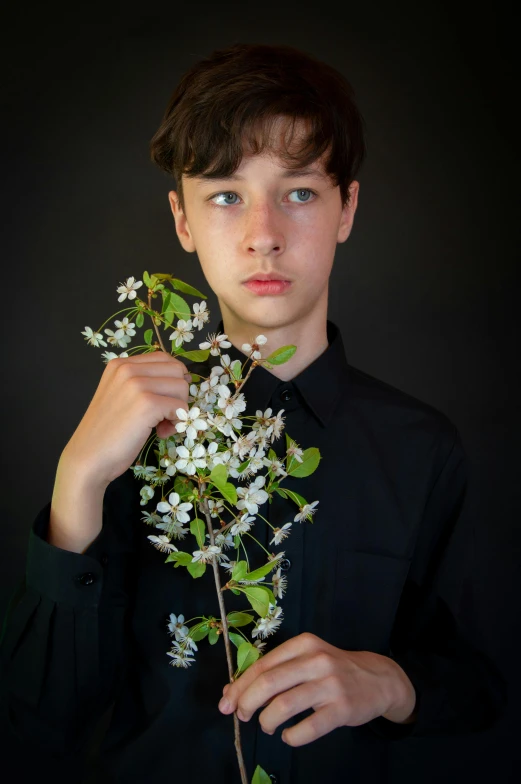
[361,422,507,741]
[0,469,138,756]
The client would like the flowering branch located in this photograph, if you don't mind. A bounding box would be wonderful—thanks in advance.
[82,271,321,784]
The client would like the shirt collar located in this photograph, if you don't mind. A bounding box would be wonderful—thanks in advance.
[189,319,350,428]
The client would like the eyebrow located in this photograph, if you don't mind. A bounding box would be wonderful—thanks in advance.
[194,167,329,183]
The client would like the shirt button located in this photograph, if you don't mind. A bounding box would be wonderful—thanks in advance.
[279,558,291,572]
[269,775,279,783]
[77,572,96,585]
[280,388,292,402]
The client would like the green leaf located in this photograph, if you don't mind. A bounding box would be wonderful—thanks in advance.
[144,329,154,345]
[281,487,308,509]
[237,641,260,674]
[210,464,228,485]
[244,560,278,582]
[208,627,220,645]
[231,588,241,595]
[234,535,241,549]
[228,631,245,649]
[231,561,248,582]
[230,359,242,380]
[209,464,237,505]
[143,270,154,288]
[252,765,272,784]
[170,278,207,299]
[174,475,195,500]
[240,586,270,617]
[190,623,210,641]
[287,447,321,478]
[151,272,174,281]
[135,311,144,328]
[274,487,288,499]
[227,611,254,628]
[187,561,206,578]
[165,551,192,566]
[161,289,172,314]
[190,518,206,549]
[264,344,297,366]
[175,348,210,362]
[238,458,251,474]
[165,292,191,324]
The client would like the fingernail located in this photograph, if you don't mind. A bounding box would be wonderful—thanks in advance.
[219,698,231,713]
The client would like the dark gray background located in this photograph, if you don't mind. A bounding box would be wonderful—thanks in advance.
[1,3,519,781]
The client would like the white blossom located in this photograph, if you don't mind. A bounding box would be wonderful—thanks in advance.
[286,440,304,463]
[175,442,208,475]
[175,406,209,440]
[216,385,247,420]
[81,326,107,348]
[102,350,129,363]
[156,492,193,522]
[199,332,232,355]
[269,522,292,545]
[272,567,287,600]
[241,334,267,360]
[230,512,256,536]
[147,534,178,553]
[116,276,143,302]
[236,475,269,515]
[294,500,319,523]
[141,511,163,526]
[104,327,131,348]
[252,604,283,639]
[114,316,136,336]
[191,545,230,564]
[140,485,154,506]
[169,319,194,348]
[262,455,287,477]
[156,517,189,540]
[208,498,225,518]
[167,613,189,641]
[192,301,209,329]
[167,647,195,668]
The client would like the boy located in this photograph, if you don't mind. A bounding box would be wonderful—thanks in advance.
[0,43,506,783]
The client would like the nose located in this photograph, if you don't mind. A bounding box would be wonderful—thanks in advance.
[242,201,286,257]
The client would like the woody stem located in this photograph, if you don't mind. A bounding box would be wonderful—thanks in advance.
[199,482,249,784]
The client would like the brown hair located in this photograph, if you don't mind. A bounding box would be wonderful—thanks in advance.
[150,42,366,211]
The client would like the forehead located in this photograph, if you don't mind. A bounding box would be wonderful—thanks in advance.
[188,114,333,185]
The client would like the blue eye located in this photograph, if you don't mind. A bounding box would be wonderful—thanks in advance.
[210,188,316,206]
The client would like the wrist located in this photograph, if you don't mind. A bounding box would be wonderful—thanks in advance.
[381,657,417,724]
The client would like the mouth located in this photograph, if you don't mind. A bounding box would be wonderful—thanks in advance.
[243,279,292,296]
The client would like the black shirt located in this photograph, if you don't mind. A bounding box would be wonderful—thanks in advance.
[0,319,506,783]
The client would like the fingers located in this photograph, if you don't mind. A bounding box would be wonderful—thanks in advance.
[222,633,323,714]
[279,705,341,747]
[233,656,318,722]
[258,680,327,737]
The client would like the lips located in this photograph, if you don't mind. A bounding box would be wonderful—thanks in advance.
[243,280,292,295]
[244,273,291,282]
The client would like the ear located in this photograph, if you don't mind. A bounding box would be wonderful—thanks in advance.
[168,190,196,253]
[337,181,360,244]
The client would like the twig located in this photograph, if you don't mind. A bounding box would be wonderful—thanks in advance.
[199,482,249,784]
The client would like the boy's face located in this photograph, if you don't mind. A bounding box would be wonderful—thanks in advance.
[168,120,359,338]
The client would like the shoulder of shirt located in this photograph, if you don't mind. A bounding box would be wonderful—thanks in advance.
[346,362,458,443]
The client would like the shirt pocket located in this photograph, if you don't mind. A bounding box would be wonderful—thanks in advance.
[332,548,412,654]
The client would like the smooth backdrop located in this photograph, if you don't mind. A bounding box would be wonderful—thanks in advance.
[1,3,519,782]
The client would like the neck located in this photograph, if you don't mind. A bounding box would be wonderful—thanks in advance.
[219,300,329,382]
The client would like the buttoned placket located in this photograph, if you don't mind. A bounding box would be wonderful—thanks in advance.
[252,380,305,784]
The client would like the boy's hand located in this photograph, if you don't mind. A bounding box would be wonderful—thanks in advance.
[62,352,192,488]
[218,632,417,747]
